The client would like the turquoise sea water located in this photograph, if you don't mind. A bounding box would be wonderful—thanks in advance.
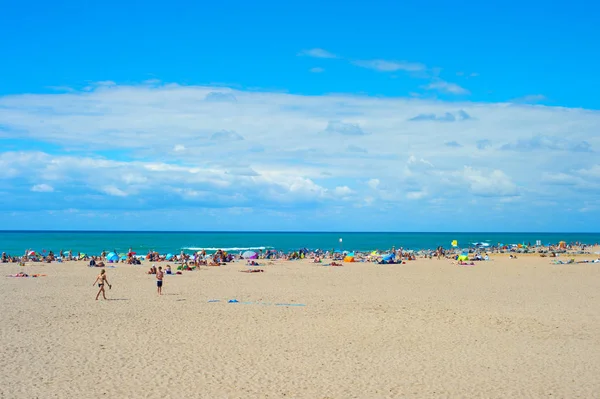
[1,231,599,256]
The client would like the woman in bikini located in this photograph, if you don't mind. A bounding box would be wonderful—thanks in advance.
[93,269,111,300]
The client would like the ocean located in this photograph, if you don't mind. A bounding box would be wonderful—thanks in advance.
[1,231,599,256]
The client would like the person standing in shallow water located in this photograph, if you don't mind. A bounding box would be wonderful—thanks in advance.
[93,269,111,300]
[156,266,164,295]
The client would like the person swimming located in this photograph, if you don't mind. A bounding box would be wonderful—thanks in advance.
[93,269,111,300]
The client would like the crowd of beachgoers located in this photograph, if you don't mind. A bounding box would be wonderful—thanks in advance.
[2,241,597,266]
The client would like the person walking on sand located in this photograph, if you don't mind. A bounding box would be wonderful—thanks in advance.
[93,269,111,300]
[156,266,164,295]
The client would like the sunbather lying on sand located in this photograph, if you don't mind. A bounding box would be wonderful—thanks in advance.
[240,269,264,273]
[7,273,46,277]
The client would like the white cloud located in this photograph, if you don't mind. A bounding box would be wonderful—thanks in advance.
[1,82,599,228]
[578,165,600,180]
[406,190,427,200]
[102,186,128,197]
[334,186,353,196]
[310,67,325,73]
[458,167,518,197]
[423,80,470,95]
[298,48,338,58]
[352,59,426,72]
[31,184,54,192]
[367,179,380,189]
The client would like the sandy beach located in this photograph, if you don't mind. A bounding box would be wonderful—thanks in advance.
[2,254,599,398]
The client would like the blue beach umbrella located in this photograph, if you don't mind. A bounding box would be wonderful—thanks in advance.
[166,253,174,260]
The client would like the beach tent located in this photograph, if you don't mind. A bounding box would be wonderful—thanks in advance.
[458,254,469,261]
[166,253,174,260]
[382,253,395,262]
[242,251,258,259]
[106,252,119,262]
[343,255,355,262]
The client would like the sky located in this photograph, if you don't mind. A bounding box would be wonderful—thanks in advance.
[0,0,599,231]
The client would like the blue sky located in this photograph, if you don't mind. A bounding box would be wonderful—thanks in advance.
[0,0,599,231]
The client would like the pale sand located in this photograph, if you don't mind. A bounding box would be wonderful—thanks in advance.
[1,255,599,398]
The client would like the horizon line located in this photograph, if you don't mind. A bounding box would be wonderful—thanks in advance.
[1,230,599,234]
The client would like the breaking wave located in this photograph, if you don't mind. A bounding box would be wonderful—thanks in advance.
[182,246,273,252]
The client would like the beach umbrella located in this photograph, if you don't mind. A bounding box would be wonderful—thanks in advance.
[166,253,174,260]
[382,253,395,261]
[242,251,258,259]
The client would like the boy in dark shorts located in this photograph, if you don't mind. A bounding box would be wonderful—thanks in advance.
[156,266,164,295]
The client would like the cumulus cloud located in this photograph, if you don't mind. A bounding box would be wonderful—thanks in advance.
[298,48,338,58]
[334,186,353,196]
[1,82,599,229]
[423,80,470,95]
[458,167,518,197]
